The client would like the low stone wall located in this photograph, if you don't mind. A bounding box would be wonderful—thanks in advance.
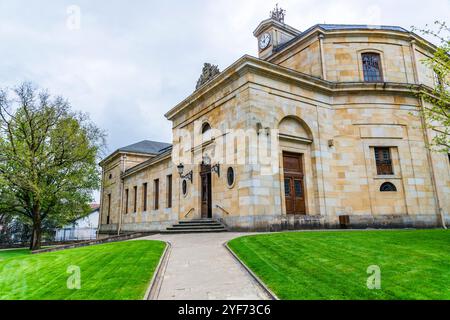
[1,240,87,250]
[219,214,326,232]
[98,223,118,234]
[219,213,444,232]
[346,214,442,229]
[94,213,447,234]
[119,221,176,233]
[0,244,27,250]
[31,232,154,254]
[98,221,176,235]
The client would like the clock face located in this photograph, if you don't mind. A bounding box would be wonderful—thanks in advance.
[259,33,271,50]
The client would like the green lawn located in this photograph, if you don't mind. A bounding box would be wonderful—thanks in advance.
[0,240,166,300]
[228,230,450,300]
[0,248,30,261]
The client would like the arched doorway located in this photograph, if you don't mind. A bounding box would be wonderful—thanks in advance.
[278,116,313,216]
[283,152,306,215]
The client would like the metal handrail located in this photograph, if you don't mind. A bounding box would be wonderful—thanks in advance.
[216,205,231,215]
[184,208,195,219]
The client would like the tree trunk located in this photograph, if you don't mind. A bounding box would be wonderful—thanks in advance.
[30,216,42,251]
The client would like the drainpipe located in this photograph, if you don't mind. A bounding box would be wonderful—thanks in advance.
[97,169,105,238]
[410,40,420,84]
[117,155,126,235]
[315,104,328,219]
[318,33,327,81]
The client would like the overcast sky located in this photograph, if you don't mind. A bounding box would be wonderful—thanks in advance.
[1,0,449,155]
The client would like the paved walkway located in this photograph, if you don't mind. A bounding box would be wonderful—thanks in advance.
[140,232,271,300]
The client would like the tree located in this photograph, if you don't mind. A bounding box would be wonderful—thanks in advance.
[0,176,16,244]
[413,21,450,152]
[0,82,105,250]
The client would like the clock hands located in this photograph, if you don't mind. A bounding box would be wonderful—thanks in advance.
[259,33,271,50]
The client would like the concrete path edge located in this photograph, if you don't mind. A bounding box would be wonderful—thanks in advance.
[223,241,279,300]
[143,241,171,300]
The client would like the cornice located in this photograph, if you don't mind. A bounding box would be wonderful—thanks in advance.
[164,54,425,123]
[121,148,172,178]
[99,151,156,168]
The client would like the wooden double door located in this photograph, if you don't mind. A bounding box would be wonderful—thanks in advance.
[200,164,212,219]
[283,152,306,215]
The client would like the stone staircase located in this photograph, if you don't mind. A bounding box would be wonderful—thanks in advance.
[162,219,228,234]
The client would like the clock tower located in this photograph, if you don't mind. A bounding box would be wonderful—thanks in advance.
[253,5,301,60]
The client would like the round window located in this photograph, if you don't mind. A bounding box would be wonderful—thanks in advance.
[227,167,235,187]
[182,180,188,196]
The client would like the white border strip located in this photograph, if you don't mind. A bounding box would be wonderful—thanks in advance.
[143,242,171,300]
[224,241,279,300]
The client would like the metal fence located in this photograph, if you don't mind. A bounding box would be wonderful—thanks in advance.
[54,228,97,242]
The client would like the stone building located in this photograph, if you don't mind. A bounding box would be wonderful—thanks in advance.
[98,9,450,234]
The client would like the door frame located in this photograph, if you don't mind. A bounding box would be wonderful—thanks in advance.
[282,151,307,215]
[200,163,212,219]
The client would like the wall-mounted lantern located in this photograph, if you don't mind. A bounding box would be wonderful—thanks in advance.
[211,163,220,177]
[203,154,220,177]
[177,163,193,183]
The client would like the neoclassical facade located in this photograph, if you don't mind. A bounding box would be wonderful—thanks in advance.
[99,12,450,234]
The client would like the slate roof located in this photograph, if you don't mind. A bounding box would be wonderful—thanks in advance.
[316,24,408,32]
[99,140,172,166]
[123,145,173,177]
[118,140,172,155]
[274,23,409,53]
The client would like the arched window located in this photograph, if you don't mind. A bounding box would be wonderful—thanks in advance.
[201,122,211,134]
[362,53,383,82]
[380,182,397,192]
[201,122,212,143]
[278,116,312,142]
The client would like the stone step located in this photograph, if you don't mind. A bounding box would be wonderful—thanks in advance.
[164,219,228,234]
[168,225,226,230]
[173,222,222,227]
[160,228,228,234]
[178,219,217,224]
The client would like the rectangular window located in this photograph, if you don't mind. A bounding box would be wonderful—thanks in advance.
[284,178,291,196]
[294,179,302,197]
[125,189,129,214]
[167,175,172,208]
[374,147,394,175]
[107,194,111,224]
[362,53,383,82]
[154,179,159,210]
[143,183,148,212]
[434,71,443,88]
[133,186,137,213]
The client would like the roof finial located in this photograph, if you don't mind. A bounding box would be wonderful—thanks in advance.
[270,4,286,23]
[195,63,221,90]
